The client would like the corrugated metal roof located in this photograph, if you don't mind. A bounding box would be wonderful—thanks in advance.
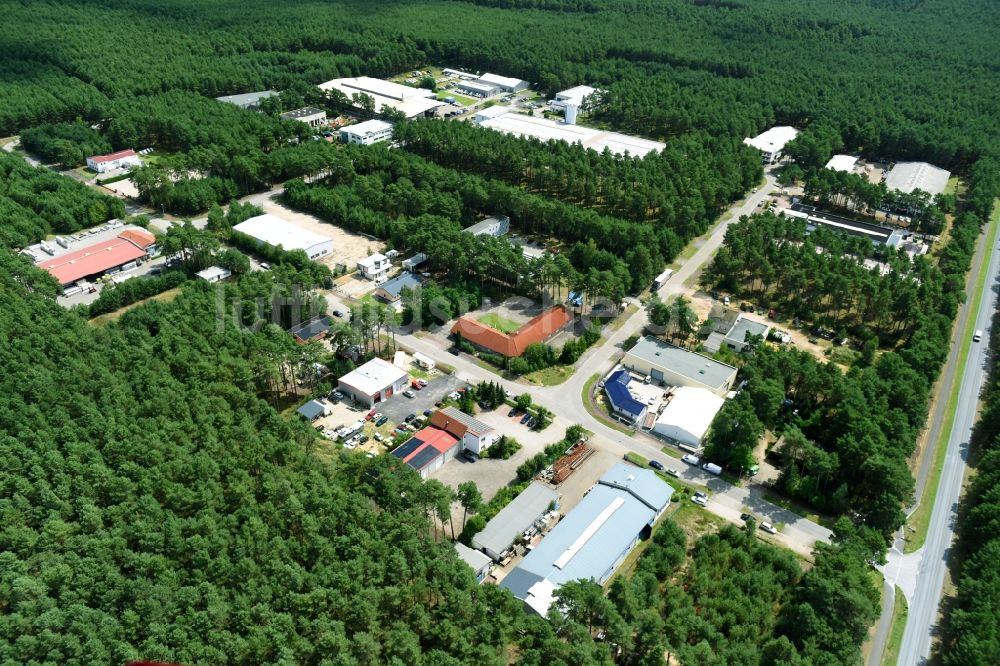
[473,482,559,556]
[884,161,951,196]
[625,337,736,390]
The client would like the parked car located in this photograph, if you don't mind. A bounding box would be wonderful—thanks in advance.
[682,454,701,466]
[448,391,461,400]
[375,415,388,427]
[404,414,416,423]
[373,433,384,442]
[508,408,519,417]
[462,450,478,463]
[259,262,270,270]
[759,522,778,535]
[365,409,376,421]
[403,389,415,398]
[423,409,433,417]
[692,495,708,507]
[358,435,370,444]
[649,460,665,471]
[332,309,344,317]
[411,380,423,389]
[520,413,532,424]
[666,468,680,477]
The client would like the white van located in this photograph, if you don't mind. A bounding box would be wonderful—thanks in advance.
[974,330,983,342]
[702,462,723,476]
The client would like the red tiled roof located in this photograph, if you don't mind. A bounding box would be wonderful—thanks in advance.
[451,305,571,357]
[37,238,146,285]
[88,149,138,164]
[398,427,459,464]
[117,228,156,249]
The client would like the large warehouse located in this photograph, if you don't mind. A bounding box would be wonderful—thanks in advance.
[884,161,951,197]
[473,482,560,561]
[318,77,444,118]
[473,106,664,158]
[501,464,672,615]
[743,126,799,163]
[653,387,725,450]
[232,214,333,260]
[37,227,157,286]
[477,72,529,93]
[623,337,737,397]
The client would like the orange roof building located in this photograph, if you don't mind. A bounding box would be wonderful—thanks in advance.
[451,305,571,358]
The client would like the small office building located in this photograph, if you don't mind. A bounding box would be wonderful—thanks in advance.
[86,149,143,174]
[464,215,510,237]
[340,119,394,145]
[374,272,421,303]
[603,369,648,423]
[391,427,460,479]
[357,253,391,282]
[337,357,409,407]
[456,80,499,98]
[743,126,799,163]
[195,266,231,283]
[455,542,492,584]
[430,407,499,455]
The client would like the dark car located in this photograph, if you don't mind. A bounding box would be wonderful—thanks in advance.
[449,348,460,355]
[423,409,432,417]
[649,460,665,471]
[404,414,416,423]
[740,512,753,522]
[333,309,344,317]
[520,413,531,424]
[375,415,388,427]
[358,435,370,443]
[508,408,519,417]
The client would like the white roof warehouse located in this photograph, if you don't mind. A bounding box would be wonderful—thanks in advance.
[232,214,333,261]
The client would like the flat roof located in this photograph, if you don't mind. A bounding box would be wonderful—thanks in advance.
[501,464,671,615]
[885,161,951,196]
[233,214,332,252]
[319,77,444,118]
[458,81,498,93]
[195,266,230,281]
[625,337,737,390]
[743,126,798,154]
[296,399,326,420]
[790,204,894,243]
[342,119,393,136]
[479,72,526,88]
[726,316,770,345]
[473,482,560,556]
[215,90,277,106]
[358,252,388,269]
[289,316,333,341]
[825,154,858,172]
[37,236,146,285]
[654,387,725,442]
[555,85,598,103]
[281,107,325,119]
[338,357,407,396]
[475,108,663,158]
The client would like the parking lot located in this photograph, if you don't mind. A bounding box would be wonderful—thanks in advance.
[372,373,466,425]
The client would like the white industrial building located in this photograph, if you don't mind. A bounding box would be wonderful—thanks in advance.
[455,542,492,584]
[623,336,738,397]
[443,68,478,80]
[215,90,278,110]
[473,107,664,158]
[456,80,499,98]
[340,119,394,145]
[653,387,725,450]
[195,266,231,283]
[743,126,799,163]
[551,85,598,112]
[280,107,327,127]
[232,214,334,260]
[337,357,409,407]
[464,215,510,237]
[825,154,858,173]
[477,72,529,92]
[357,253,391,282]
[884,161,951,197]
[319,77,445,118]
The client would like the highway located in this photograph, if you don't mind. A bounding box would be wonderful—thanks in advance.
[895,213,1000,664]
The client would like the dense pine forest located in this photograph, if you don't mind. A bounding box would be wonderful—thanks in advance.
[3,0,1000,663]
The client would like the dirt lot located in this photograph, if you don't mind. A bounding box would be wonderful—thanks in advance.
[487,295,542,326]
[100,179,140,199]
[253,196,386,273]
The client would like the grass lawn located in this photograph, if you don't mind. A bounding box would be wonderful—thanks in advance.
[523,364,574,386]
[880,586,908,666]
[944,175,960,196]
[607,305,638,332]
[477,312,522,334]
[88,287,182,326]
[762,491,827,526]
[906,199,999,553]
[437,91,477,107]
[582,373,634,436]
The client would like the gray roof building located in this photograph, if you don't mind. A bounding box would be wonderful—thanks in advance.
[464,215,510,237]
[623,336,738,396]
[884,161,951,197]
[500,464,672,615]
[455,542,492,583]
[473,482,560,561]
[215,90,278,110]
[725,315,770,352]
[374,272,421,302]
[296,399,327,421]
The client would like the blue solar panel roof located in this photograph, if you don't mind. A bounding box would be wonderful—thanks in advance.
[604,370,646,417]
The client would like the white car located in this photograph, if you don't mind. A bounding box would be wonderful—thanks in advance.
[682,454,701,466]
[666,468,680,478]
[448,391,461,400]
[692,495,708,507]
[373,433,384,442]
[759,522,778,534]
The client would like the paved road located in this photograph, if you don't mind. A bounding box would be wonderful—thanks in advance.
[396,170,832,557]
[894,213,1000,665]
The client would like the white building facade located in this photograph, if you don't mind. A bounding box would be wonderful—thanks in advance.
[340,120,394,146]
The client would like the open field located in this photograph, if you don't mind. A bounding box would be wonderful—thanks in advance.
[88,287,183,325]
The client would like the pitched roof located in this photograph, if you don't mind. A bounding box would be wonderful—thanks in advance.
[392,427,459,470]
[376,272,421,299]
[604,370,646,419]
[37,237,146,285]
[473,482,560,556]
[338,357,407,395]
[431,406,494,438]
[88,149,138,164]
[117,228,156,249]
[451,305,570,357]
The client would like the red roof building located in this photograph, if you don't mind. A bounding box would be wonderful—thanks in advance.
[451,305,571,357]
[391,427,460,479]
[89,149,137,164]
[36,228,156,286]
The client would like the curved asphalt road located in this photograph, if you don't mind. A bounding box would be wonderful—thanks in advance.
[895,212,1000,665]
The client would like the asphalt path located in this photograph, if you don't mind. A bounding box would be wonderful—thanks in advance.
[895,213,1000,665]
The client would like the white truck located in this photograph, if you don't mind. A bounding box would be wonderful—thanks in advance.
[653,268,674,290]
